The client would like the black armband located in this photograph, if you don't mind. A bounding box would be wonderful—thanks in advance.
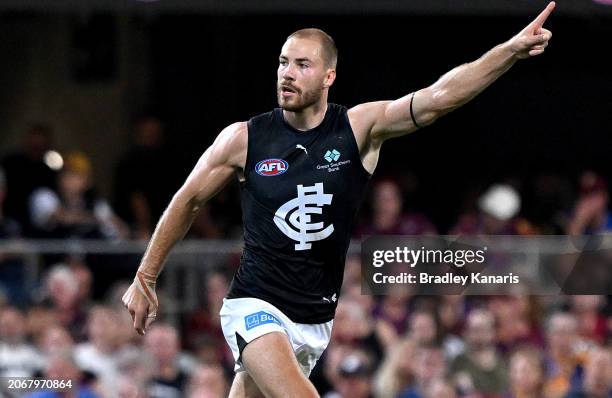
[410,92,421,129]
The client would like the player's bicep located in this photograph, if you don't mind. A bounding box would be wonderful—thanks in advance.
[363,88,444,141]
[179,122,247,206]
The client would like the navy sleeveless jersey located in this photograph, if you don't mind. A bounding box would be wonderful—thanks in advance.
[226,103,371,324]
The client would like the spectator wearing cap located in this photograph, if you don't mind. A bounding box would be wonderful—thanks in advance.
[29,151,128,239]
[567,171,612,235]
[451,183,535,235]
[324,349,375,398]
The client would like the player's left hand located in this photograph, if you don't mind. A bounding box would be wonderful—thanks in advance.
[509,1,555,59]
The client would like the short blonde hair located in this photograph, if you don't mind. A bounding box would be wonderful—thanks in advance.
[287,28,337,68]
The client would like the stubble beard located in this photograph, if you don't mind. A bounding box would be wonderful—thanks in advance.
[277,86,323,112]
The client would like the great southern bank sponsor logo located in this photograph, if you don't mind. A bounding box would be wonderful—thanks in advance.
[324,149,341,162]
[255,159,288,176]
[244,311,282,330]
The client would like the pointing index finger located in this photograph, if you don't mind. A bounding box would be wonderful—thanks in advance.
[530,2,556,30]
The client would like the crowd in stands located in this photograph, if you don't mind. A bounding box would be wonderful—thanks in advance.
[0,121,610,397]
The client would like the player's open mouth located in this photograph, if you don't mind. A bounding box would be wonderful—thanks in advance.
[281,86,298,97]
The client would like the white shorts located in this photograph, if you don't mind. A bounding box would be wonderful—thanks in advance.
[219,297,333,376]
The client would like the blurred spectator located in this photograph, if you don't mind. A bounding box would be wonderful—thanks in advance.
[451,184,534,235]
[451,308,508,396]
[565,346,612,398]
[567,171,611,235]
[424,377,458,398]
[505,345,546,398]
[0,306,44,377]
[29,152,128,239]
[144,323,191,398]
[313,300,387,394]
[356,178,437,236]
[1,124,57,231]
[399,344,447,398]
[185,271,229,352]
[0,167,27,305]
[43,264,89,340]
[73,306,133,397]
[406,309,440,346]
[186,363,229,398]
[115,349,154,398]
[340,255,375,316]
[373,337,417,398]
[569,295,607,345]
[324,349,375,398]
[25,305,59,348]
[24,351,100,398]
[372,286,412,340]
[113,116,177,239]
[438,295,468,360]
[331,299,385,362]
[543,311,590,398]
[116,374,148,398]
[316,343,353,394]
[490,296,544,354]
[38,325,75,359]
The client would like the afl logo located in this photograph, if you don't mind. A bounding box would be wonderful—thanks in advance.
[255,159,289,176]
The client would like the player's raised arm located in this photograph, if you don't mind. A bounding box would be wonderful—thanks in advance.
[122,121,247,335]
[349,2,555,143]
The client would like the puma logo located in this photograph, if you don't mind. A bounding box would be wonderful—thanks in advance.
[296,144,308,155]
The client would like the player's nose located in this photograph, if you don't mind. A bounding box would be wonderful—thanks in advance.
[281,64,296,81]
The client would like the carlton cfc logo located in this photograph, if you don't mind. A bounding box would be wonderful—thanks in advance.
[255,159,289,176]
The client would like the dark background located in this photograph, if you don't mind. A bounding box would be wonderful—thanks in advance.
[1,2,610,231]
[148,12,612,229]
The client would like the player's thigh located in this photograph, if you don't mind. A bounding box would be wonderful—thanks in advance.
[241,331,319,398]
[228,371,265,398]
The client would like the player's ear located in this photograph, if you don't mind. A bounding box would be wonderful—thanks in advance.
[323,68,336,88]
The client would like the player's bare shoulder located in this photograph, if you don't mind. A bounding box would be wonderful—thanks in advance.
[213,121,248,170]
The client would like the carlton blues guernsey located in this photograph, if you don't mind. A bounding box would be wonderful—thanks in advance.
[226,103,371,324]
